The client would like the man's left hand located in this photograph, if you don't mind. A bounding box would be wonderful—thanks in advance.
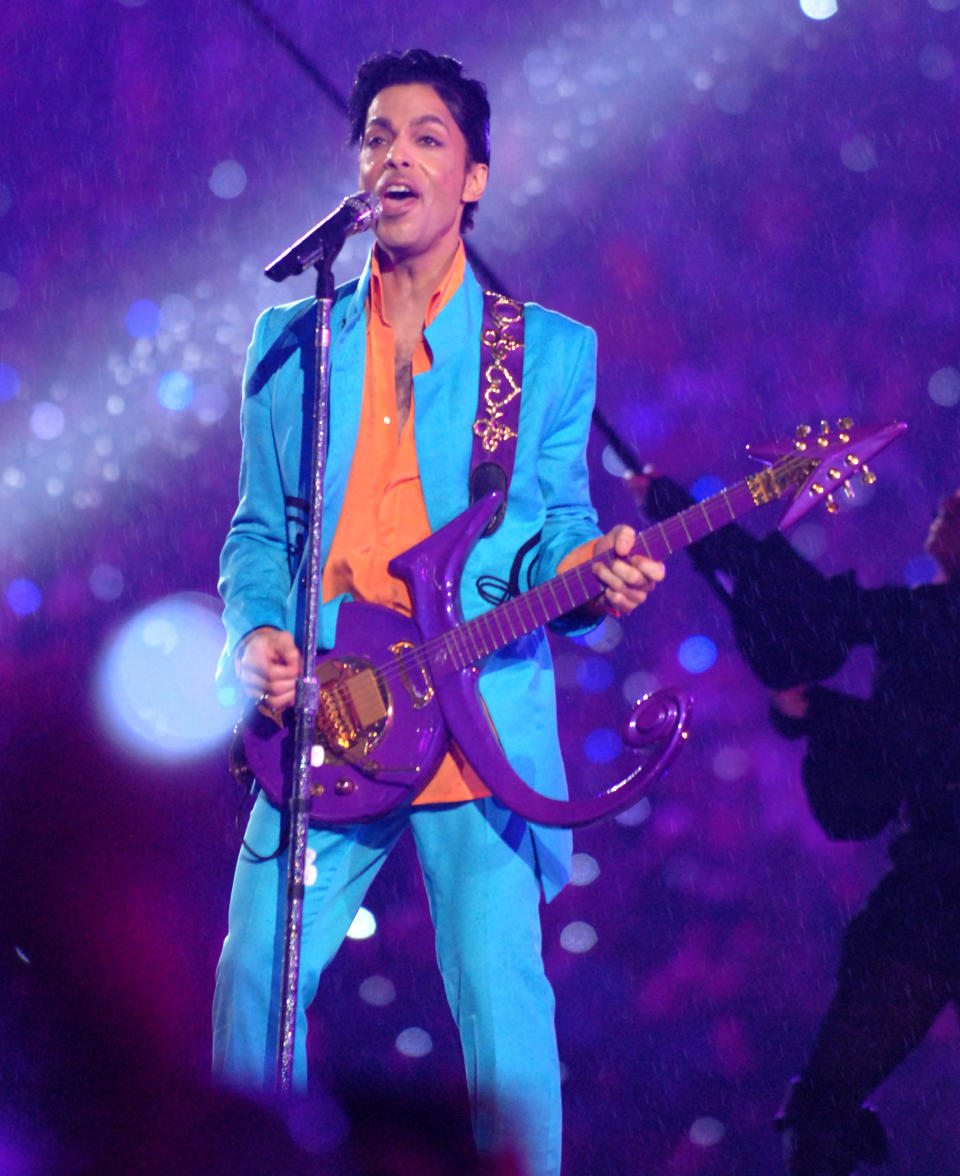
[591,525,665,616]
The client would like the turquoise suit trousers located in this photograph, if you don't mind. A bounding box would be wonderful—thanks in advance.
[212,792,562,1176]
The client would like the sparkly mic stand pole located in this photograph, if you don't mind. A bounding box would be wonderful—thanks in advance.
[274,258,333,1092]
[261,193,381,1091]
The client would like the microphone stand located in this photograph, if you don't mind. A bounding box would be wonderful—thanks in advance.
[275,258,334,1092]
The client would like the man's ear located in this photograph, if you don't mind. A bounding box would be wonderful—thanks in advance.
[462,162,488,204]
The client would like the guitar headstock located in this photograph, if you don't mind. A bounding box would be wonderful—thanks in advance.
[745,418,907,529]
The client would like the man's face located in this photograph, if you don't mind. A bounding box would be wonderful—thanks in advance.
[358,82,487,266]
[925,487,960,579]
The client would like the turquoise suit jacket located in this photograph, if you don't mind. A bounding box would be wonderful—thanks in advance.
[218,253,601,899]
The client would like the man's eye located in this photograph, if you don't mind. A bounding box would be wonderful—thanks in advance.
[364,135,385,148]
[419,135,441,147]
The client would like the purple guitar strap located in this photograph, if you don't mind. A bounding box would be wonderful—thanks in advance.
[469,290,525,538]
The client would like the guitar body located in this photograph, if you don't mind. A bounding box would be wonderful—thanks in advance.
[241,493,691,827]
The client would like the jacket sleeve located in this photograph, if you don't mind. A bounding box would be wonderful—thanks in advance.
[525,315,603,631]
[216,307,293,689]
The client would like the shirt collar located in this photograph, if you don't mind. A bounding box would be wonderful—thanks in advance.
[368,241,466,328]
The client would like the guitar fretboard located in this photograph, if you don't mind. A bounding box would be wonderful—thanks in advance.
[437,475,765,672]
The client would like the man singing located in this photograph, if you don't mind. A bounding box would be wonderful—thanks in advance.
[212,49,664,1175]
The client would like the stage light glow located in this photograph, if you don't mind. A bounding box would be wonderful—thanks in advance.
[713,745,751,781]
[615,796,652,827]
[160,294,195,333]
[209,160,248,199]
[358,975,396,1007]
[560,921,598,954]
[0,272,18,310]
[193,382,229,425]
[928,366,960,407]
[622,669,660,704]
[3,466,25,489]
[94,592,236,762]
[570,852,601,886]
[799,0,837,19]
[576,657,614,693]
[840,135,877,172]
[904,553,939,587]
[690,474,724,501]
[29,401,65,441]
[89,564,124,601]
[789,523,827,561]
[345,906,377,940]
[579,615,623,653]
[156,370,195,411]
[395,1027,432,1058]
[0,363,18,401]
[678,635,717,674]
[6,578,42,616]
[583,727,620,764]
[600,444,631,478]
[928,0,960,10]
[125,299,161,339]
[0,180,11,215]
[919,44,955,81]
[690,1117,726,1146]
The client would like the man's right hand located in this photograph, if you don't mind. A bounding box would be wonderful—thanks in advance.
[235,627,303,711]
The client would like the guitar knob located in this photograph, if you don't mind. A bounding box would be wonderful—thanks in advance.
[837,416,853,431]
[795,423,812,439]
[860,465,877,486]
[335,777,357,796]
[825,494,838,514]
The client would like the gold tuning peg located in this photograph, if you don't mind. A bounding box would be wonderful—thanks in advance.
[825,494,838,513]
[844,452,860,466]
[819,419,830,434]
[861,465,877,486]
[837,416,853,431]
[842,482,855,500]
[796,423,812,439]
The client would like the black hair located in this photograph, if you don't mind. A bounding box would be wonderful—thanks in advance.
[348,49,490,232]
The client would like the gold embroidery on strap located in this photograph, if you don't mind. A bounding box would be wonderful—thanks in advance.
[473,293,525,454]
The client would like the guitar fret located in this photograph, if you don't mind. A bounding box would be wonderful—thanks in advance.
[656,521,673,554]
[720,487,736,520]
[677,512,692,542]
[475,611,497,658]
[489,605,510,647]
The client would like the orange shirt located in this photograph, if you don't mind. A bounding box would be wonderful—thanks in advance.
[322,243,489,804]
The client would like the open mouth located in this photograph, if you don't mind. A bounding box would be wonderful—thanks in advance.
[381,183,419,207]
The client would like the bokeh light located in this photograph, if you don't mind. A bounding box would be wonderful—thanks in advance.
[29,401,65,440]
[560,921,598,953]
[209,160,248,199]
[6,578,42,616]
[345,906,377,941]
[94,592,236,761]
[677,635,718,674]
[155,370,195,411]
[395,1028,432,1058]
[583,727,621,764]
[0,362,19,401]
[125,299,161,339]
[799,0,838,19]
[358,975,396,1007]
[928,366,960,407]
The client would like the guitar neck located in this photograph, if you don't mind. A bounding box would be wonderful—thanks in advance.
[444,473,767,671]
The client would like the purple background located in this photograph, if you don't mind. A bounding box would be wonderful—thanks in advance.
[2,1,960,1172]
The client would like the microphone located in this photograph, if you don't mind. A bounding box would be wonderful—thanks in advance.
[265,192,382,281]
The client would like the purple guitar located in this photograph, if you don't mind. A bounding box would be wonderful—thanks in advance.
[237,418,905,828]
